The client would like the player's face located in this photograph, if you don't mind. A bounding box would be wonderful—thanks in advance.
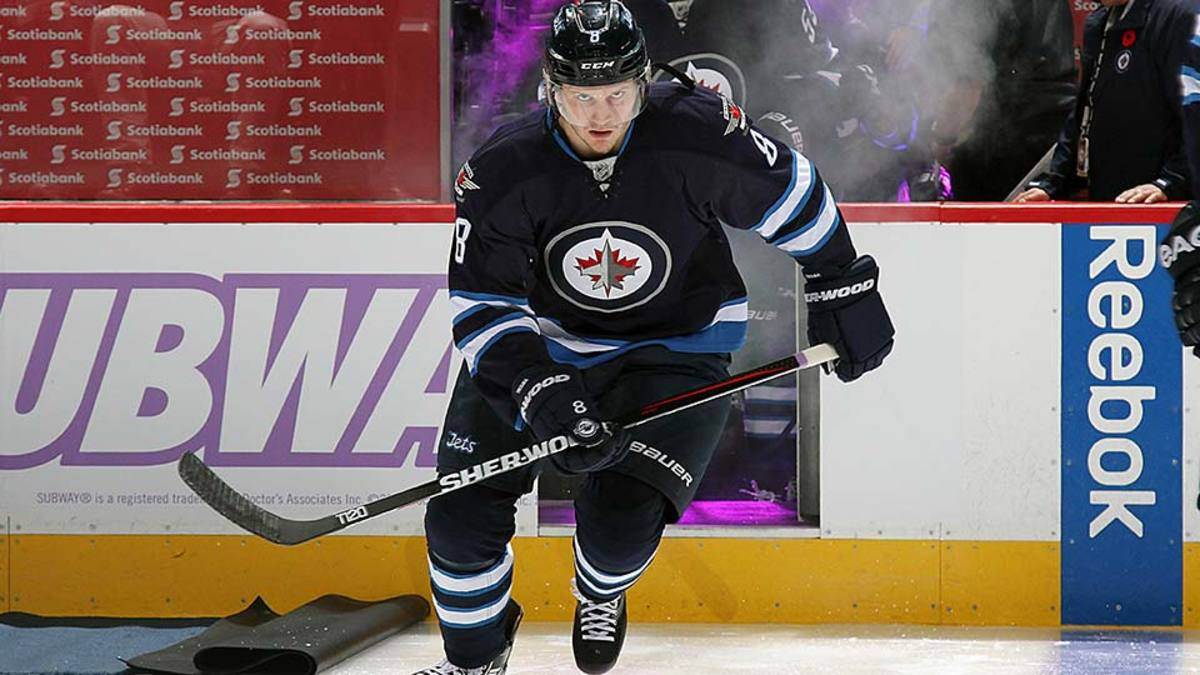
[553,79,642,158]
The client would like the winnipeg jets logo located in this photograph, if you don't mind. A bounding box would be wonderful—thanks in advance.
[654,53,748,107]
[687,61,734,99]
[546,222,672,313]
[454,161,480,200]
[575,234,641,296]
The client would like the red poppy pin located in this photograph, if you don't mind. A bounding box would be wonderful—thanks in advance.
[1122,30,1137,48]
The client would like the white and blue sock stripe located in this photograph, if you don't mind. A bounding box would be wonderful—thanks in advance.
[429,545,515,629]
[743,414,796,437]
[743,383,797,437]
[573,536,657,601]
[744,383,796,403]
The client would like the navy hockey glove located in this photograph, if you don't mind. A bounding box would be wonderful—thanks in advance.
[512,364,631,474]
[804,255,895,382]
[1160,202,1200,357]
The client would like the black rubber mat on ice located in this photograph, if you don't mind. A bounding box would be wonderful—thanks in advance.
[122,594,429,674]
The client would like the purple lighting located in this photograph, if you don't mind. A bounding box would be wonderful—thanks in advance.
[540,499,801,528]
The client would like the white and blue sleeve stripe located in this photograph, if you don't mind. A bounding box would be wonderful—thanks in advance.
[456,311,540,375]
[773,185,842,257]
[1183,65,1200,106]
[751,150,816,240]
[449,290,530,326]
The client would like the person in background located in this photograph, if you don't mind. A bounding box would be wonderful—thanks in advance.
[1017,0,1193,204]
[920,0,1078,202]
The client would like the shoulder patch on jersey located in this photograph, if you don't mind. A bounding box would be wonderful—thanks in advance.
[720,95,750,136]
[454,161,480,201]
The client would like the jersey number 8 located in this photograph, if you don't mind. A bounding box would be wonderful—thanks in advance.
[454,217,472,264]
[750,128,778,167]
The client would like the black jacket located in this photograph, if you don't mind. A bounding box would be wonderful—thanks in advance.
[1030,0,1194,201]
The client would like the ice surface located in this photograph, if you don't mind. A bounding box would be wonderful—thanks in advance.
[325,622,1200,674]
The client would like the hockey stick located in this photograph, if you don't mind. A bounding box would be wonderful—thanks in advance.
[178,343,839,545]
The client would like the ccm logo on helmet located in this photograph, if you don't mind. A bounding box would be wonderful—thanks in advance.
[1160,225,1200,268]
[804,279,876,303]
[518,374,570,419]
[581,61,616,69]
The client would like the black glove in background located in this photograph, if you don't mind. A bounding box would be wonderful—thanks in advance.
[1161,201,1200,357]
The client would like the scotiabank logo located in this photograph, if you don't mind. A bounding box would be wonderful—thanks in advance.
[0,274,452,469]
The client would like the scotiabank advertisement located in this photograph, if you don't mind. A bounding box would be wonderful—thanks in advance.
[0,0,441,200]
[1070,0,1100,64]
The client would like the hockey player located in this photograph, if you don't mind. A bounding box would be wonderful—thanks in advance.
[1161,9,1200,358]
[417,2,894,673]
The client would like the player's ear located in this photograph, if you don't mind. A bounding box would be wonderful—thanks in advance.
[540,71,554,107]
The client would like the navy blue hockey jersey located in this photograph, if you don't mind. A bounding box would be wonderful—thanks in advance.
[450,82,857,425]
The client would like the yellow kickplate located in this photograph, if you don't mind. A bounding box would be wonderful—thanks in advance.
[1184,542,1200,629]
[1,524,9,613]
[940,541,1059,626]
[11,534,1061,625]
[10,534,430,617]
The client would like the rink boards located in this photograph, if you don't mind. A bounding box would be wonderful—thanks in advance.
[1,202,1197,626]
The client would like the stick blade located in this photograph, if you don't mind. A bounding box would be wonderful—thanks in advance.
[178,452,298,545]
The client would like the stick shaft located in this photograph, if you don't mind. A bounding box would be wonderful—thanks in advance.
[179,343,839,545]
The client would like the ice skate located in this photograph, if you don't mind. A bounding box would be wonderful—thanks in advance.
[413,601,522,675]
[571,578,628,674]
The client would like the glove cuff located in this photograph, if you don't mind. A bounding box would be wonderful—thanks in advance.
[804,255,880,311]
[512,363,583,427]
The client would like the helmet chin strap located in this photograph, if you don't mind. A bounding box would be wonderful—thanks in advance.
[651,62,695,90]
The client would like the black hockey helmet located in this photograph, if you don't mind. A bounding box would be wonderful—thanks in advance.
[544,1,650,87]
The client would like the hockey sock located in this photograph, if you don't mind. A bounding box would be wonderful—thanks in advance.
[428,544,516,668]
[573,535,657,601]
[573,472,668,601]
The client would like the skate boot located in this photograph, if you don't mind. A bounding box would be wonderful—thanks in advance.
[413,601,523,675]
[571,578,627,674]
